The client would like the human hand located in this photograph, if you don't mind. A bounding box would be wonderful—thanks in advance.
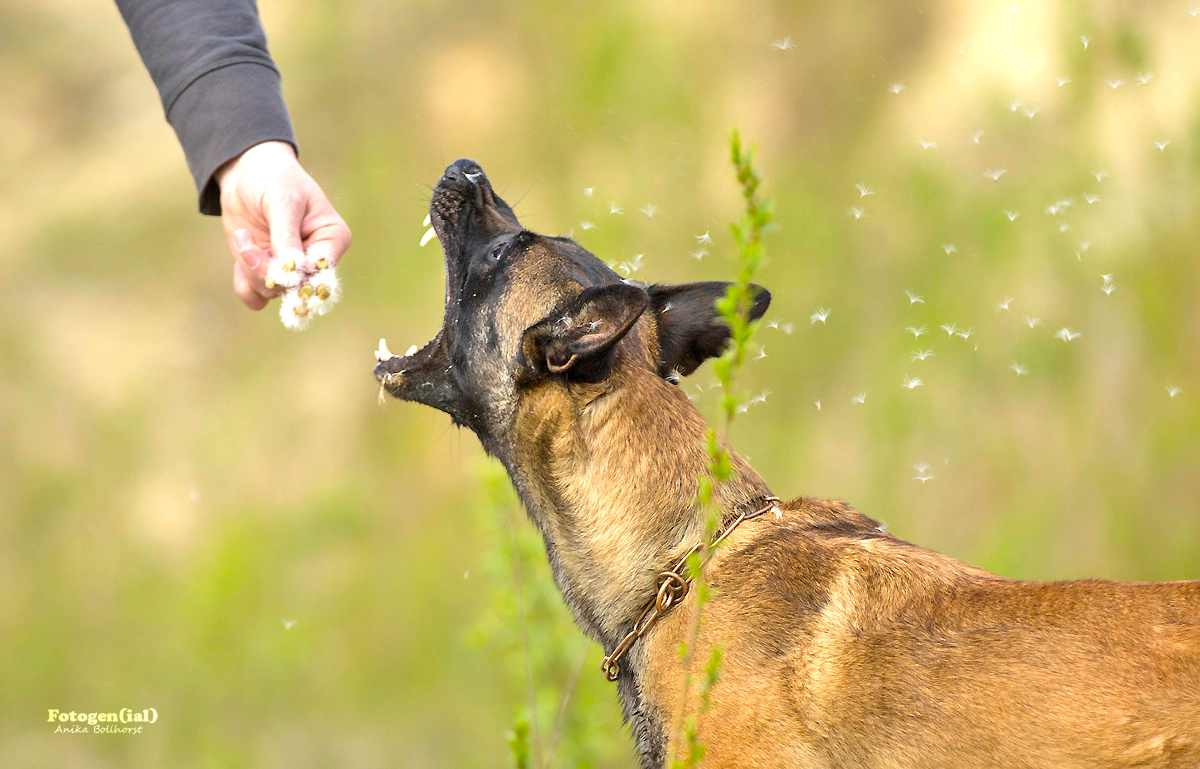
[215,141,352,310]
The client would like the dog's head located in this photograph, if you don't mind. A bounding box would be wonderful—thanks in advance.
[374,159,770,454]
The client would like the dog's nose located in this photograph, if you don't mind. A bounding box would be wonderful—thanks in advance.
[442,158,486,187]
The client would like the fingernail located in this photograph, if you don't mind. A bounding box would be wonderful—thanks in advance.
[239,249,260,270]
[233,229,252,250]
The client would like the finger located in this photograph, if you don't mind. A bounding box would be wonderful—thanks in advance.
[264,191,307,270]
[233,260,270,311]
[228,227,280,292]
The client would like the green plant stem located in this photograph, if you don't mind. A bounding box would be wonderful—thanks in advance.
[667,129,774,768]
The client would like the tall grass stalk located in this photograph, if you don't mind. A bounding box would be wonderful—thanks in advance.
[668,129,774,768]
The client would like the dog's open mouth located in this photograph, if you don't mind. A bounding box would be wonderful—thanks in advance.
[373,332,442,378]
[372,158,516,404]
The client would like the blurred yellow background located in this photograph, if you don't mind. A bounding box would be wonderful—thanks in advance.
[1,0,1198,766]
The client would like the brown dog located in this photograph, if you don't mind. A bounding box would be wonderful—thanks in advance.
[376,159,1200,768]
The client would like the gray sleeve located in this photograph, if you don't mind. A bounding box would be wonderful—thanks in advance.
[114,0,297,215]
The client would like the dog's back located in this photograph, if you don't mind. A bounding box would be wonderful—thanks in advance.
[642,497,1200,768]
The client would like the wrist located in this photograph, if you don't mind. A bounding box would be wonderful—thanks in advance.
[215,141,298,188]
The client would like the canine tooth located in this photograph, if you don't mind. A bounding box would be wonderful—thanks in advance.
[423,213,431,227]
[420,227,437,247]
[376,338,394,361]
[405,344,419,357]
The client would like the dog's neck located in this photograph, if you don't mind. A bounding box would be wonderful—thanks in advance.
[503,362,773,648]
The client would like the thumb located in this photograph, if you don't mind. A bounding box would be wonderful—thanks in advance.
[265,192,307,268]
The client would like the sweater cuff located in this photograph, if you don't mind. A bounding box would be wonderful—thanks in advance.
[166,60,297,215]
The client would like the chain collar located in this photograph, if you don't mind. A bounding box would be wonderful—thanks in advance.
[600,496,781,682]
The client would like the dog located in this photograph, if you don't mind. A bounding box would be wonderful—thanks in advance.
[375,159,1200,768]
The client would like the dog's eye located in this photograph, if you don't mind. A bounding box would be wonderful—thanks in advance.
[489,244,505,262]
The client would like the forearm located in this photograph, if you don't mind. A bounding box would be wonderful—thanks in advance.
[114,0,296,214]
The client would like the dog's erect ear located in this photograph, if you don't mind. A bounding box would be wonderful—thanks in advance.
[648,281,771,377]
[522,282,649,377]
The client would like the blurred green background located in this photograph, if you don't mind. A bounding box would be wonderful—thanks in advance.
[2,0,1198,766]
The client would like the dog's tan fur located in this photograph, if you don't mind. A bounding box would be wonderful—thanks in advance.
[379,161,1200,768]
[510,325,1200,767]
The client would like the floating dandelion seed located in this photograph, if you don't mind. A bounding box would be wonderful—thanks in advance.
[1055,328,1082,342]
[689,248,707,260]
[996,297,1013,312]
[1100,274,1115,295]
[888,82,906,94]
[1093,170,1109,182]
[695,231,713,245]
[771,37,796,50]
[1005,210,1020,221]
[956,327,974,340]
[814,399,822,411]
[1011,362,1029,376]
[580,220,595,230]
[1136,72,1153,85]
[1025,316,1042,328]
[911,349,934,362]
[1080,35,1091,48]
[609,201,623,215]
[984,169,1008,181]
[1056,75,1071,86]
[917,137,938,149]
[1078,241,1092,252]
[1154,140,1171,151]
[282,619,297,630]
[614,253,644,275]
[1022,106,1039,118]
[1167,385,1182,398]
[906,325,929,338]
[755,346,768,360]
[852,391,867,405]
[939,323,960,336]
[1190,8,1200,17]
[912,463,936,483]
[971,130,984,144]
[943,243,958,254]
[856,183,875,197]
[1083,192,1100,204]
[849,206,865,219]
[902,376,924,390]
[583,187,594,197]
[640,203,658,217]
[1008,99,1025,112]
[905,290,925,305]
[1059,223,1071,233]
[810,307,831,324]
[767,319,794,334]
[1104,79,1124,89]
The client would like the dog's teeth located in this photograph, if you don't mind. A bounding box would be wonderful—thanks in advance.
[376,338,394,361]
[405,344,419,357]
[423,213,431,227]
[420,227,437,247]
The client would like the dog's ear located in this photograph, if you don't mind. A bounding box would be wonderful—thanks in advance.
[522,282,649,377]
[648,282,771,377]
